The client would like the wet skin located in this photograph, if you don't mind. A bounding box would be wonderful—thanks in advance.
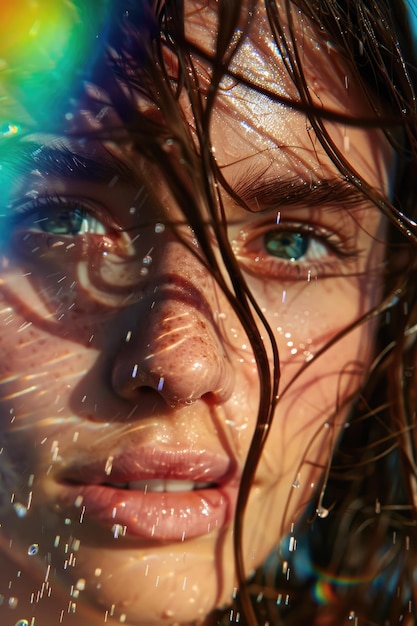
[0,2,391,625]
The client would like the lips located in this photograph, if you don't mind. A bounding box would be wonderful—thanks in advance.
[57,447,239,541]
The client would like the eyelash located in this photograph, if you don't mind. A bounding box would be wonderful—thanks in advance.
[9,196,117,236]
[5,196,359,282]
[232,220,358,281]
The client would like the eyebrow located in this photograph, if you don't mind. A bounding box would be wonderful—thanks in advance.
[232,171,369,212]
[6,143,368,213]
[6,143,140,188]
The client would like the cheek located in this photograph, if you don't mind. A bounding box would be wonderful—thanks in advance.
[255,272,379,370]
[0,287,103,431]
[238,274,380,558]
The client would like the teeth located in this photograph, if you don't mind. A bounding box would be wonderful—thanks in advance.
[107,480,212,492]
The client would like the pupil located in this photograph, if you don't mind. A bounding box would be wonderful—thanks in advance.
[264,231,308,260]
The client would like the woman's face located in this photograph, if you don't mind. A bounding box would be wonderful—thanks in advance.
[0,2,391,625]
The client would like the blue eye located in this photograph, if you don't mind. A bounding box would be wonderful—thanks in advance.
[39,207,84,235]
[264,230,309,260]
[34,206,107,236]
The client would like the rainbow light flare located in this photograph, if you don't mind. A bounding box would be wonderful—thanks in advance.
[0,0,80,74]
[0,0,111,133]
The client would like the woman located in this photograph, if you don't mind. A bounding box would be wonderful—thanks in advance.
[0,0,416,624]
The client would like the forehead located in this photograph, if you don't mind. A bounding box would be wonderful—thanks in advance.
[184,0,355,103]
[0,0,391,205]
[181,0,391,195]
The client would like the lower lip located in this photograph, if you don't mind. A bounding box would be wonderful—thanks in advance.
[57,482,238,541]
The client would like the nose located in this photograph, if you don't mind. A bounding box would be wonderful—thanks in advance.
[111,242,235,407]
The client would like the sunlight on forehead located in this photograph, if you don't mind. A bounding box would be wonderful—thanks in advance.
[195,1,394,196]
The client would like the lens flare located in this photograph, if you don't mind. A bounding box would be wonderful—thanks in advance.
[0,0,110,131]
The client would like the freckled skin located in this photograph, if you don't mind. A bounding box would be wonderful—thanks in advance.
[0,2,391,626]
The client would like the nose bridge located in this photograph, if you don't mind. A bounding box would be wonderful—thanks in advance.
[111,238,235,406]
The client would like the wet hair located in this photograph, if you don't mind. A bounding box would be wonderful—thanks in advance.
[17,0,417,623]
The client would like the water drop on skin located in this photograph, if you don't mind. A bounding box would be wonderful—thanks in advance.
[13,503,27,518]
[27,544,39,556]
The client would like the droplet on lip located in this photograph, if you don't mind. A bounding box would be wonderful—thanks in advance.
[112,523,127,538]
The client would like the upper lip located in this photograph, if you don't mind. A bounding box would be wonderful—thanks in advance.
[58,446,236,486]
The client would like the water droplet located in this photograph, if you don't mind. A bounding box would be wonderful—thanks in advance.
[13,503,27,518]
[8,597,18,609]
[348,611,356,620]
[74,495,83,508]
[316,507,329,519]
[15,620,29,626]
[27,544,39,556]
[292,477,300,489]
[155,223,165,233]
[112,524,126,538]
[105,456,114,476]
[76,578,86,591]
[142,255,152,266]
